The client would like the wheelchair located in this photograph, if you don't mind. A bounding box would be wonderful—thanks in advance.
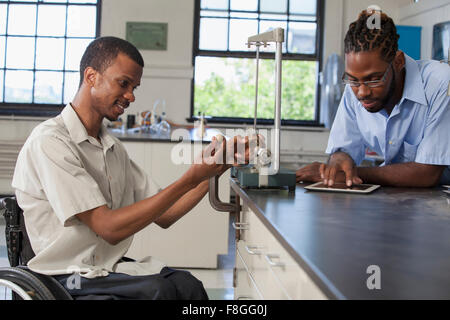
[0,197,72,300]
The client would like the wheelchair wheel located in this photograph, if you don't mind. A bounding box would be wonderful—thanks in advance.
[0,267,56,300]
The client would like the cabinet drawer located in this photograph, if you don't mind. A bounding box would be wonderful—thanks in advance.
[238,203,327,300]
[234,247,263,300]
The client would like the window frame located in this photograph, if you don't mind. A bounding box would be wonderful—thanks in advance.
[190,0,325,127]
[0,0,102,117]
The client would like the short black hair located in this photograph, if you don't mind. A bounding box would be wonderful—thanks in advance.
[344,10,400,62]
[79,36,144,87]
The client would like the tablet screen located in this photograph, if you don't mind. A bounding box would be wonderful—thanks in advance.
[311,182,373,191]
[304,182,381,194]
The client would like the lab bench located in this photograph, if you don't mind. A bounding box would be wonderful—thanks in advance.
[230,178,450,299]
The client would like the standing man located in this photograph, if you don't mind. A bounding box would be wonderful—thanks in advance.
[12,37,247,300]
[297,9,450,187]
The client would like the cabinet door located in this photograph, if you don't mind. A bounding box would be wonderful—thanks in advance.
[124,141,230,268]
[0,140,23,195]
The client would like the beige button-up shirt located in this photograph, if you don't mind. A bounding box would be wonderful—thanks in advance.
[12,104,165,278]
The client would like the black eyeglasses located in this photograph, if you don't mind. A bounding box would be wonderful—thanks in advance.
[342,62,392,88]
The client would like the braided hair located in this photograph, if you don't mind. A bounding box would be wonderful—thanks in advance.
[344,10,400,62]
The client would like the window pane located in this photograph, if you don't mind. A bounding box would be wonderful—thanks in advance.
[229,19,257,51]
[8,4,37,36]
[194,57,316,120]
[230,0,257,11]
[259,13,287,21]
[0,4,7,34]
[0,70,3,102]
[290,0,316,15]
[67,5,96,37]
[200,10,228,18]
[230,12,258,19]
[201,0,228,10]
[260,0,287,13]
[4,70,34,103]
[199,18,228,51]
[65,38,92,71]
[0,36,5,68]
[282,60,316,120]
[34,71,63,103]
[37,5,66,36]
[36,38,65,70]
[63,71,79,104]
[6,37,35,69]
[258,21,287,53]
[68,0,97,3]
[288,22,316,54]
[289,14,316,22]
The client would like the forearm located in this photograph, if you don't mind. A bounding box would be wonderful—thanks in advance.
[78,174,199,245]
[357,162,445,187]
[155,179,209,228]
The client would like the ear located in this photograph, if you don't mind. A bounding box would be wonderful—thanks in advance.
[393,50,405,72]
[83,67,98,87]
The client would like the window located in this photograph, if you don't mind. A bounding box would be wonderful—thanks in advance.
[192,0,324,125]
[0,0,101,116]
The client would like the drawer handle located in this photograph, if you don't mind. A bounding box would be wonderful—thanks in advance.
[236,295,252,300]
[265,254,285,267]
[245,245,264,255]
[232,222,249,230]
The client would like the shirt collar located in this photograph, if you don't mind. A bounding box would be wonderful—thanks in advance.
[61,104,116,150]
[401,54,428,106]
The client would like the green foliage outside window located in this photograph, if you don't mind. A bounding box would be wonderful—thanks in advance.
[194,58,316,120]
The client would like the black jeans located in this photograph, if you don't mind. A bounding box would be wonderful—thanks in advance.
[53,267,209,300]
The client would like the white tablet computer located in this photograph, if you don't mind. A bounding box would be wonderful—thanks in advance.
[304,182,380,194]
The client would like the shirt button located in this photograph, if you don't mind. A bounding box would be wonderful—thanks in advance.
[389,141,393,145]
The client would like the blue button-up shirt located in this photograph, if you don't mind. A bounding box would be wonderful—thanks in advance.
[326,54,450,184]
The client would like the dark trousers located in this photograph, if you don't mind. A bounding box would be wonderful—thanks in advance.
[53,267,209,300]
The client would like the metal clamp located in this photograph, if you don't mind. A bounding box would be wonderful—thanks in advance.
[208,175,240,212]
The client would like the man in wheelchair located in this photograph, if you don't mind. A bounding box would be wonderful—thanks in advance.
[7,37,249,300]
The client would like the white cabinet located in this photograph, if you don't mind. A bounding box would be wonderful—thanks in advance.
[234,200,327,300]
[0,140,23,195]
[122,141,230,269]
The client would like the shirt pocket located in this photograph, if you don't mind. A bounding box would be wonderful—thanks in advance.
[398,141,419,163]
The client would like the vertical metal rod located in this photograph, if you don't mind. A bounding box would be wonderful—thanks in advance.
[253,44,260,134]
[272,41,283,174]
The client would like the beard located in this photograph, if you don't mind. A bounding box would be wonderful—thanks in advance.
[360,65,397,114]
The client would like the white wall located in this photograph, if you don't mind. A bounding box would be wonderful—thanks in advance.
[399,0,450,60]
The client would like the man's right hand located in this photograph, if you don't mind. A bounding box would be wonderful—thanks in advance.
[320,151,362,186]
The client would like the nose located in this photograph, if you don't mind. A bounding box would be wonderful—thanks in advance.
[124,90,135,103]
[356,83,371,100]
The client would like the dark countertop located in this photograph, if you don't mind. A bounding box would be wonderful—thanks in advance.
[230,178,450,299]
[109,127,221,143]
